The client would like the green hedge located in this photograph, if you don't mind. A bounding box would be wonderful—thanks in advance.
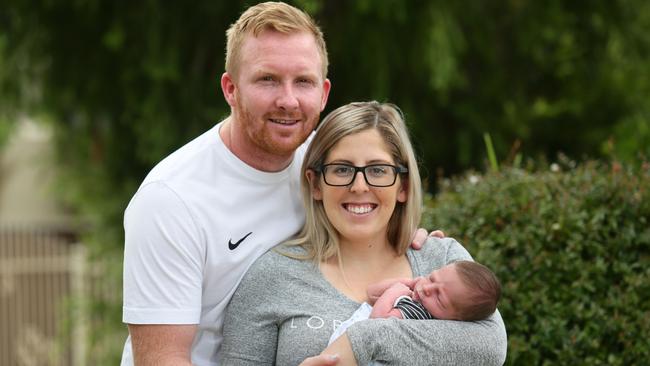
[422,160,650,365]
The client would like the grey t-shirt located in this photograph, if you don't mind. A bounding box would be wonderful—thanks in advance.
[221,237,507,365]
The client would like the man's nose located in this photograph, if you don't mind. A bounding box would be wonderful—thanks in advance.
[276,83,299,110]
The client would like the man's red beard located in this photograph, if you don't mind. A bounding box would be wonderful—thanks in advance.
[235,101,316,156]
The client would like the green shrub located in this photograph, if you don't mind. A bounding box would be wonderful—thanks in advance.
[422,160,650,365]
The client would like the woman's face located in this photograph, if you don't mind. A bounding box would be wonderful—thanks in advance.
[308,129,407,245]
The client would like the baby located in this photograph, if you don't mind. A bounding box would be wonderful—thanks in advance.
[369,260,501,321]
[328,261,501,349]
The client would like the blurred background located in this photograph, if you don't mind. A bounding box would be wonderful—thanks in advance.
[0,0,649,365]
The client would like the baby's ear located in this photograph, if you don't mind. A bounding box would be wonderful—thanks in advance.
[306,169,323,200]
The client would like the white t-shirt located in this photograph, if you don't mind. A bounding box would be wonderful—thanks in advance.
[121,122,308,365]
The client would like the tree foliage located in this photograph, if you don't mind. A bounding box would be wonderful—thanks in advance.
[423,159,650,365]
[2,1,649,178]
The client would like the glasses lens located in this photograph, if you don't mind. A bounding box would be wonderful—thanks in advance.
[322,164,399,187]
[364,165,396,187]
[323,164,355,186]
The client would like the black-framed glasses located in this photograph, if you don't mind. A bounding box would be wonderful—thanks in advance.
[318,163,408,187]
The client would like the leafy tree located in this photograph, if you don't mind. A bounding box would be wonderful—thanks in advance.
[320,0,650,179]
[423,159,650,365]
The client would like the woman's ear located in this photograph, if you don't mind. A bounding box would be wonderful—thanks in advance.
[306,169,323,200]
[397,177,408,203]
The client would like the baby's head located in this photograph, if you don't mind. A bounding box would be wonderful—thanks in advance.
[413,261,501,321]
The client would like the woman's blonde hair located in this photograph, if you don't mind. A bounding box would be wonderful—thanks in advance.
[225,2,328,79]
[283,101,422,263]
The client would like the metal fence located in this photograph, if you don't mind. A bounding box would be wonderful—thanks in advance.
[0,226,86,366]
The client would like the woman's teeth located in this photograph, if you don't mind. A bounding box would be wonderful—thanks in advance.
[345,204,374,214]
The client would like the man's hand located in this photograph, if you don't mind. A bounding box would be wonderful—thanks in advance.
[319,334,358,366]
[300,354,340,366]
[410,228,446,250]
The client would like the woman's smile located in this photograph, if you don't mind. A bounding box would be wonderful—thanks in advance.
[313,128,407,245]
[342,203,377,215]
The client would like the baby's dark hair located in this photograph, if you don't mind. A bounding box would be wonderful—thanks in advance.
[451,261,501,321]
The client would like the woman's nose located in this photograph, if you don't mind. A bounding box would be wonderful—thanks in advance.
[349,171,369,192]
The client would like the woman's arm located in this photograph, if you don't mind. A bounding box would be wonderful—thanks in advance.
[221,265,280,365]
[347,311,507,365]
[344,237,508,365]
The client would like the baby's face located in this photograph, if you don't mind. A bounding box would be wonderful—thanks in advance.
[412,264,469,320]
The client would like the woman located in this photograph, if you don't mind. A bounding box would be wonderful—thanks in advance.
[220,102,507,365]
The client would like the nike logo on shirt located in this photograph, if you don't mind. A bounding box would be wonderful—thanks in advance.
[228,232,252,250]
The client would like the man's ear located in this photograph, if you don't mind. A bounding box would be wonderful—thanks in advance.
[397,177,408,203]
[221,72,237,107]
[320,78,331,111]
[306,169,323,200]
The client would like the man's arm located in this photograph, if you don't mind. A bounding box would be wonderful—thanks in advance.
[319,334,356,366]
[122,183,205,364]
[128,324,196,366]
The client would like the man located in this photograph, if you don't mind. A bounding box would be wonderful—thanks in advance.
[121,2,504,366]
[122,3,337,365]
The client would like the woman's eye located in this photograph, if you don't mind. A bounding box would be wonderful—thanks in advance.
[334,167,352,175]
[369,167,387,176]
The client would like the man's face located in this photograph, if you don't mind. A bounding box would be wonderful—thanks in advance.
[223,29,330,163]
